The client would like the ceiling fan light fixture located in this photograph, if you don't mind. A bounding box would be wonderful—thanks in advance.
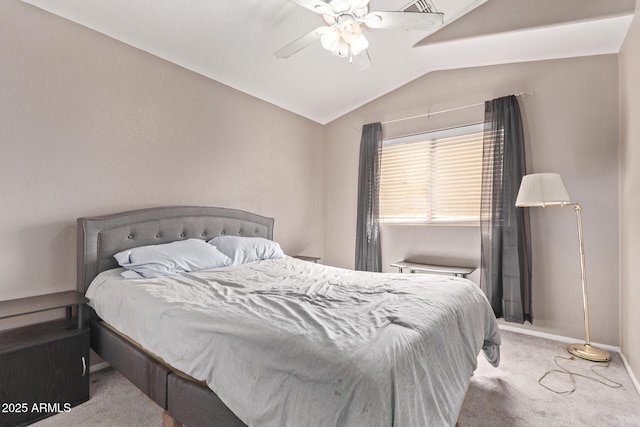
[334,39,350,57]
[340,20,362,44]
[320,26,341,52]
[320,18,368,58]
[278,0,444,69]
[350,32,368,55]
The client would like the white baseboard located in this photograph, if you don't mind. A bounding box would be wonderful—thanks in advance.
[619,351,640,396]
[499,324,639,396]
[498,324,621,353]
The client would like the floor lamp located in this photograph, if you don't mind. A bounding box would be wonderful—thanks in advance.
[515,173,610,362]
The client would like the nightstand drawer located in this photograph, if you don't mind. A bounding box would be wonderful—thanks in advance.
[0,320,89,426]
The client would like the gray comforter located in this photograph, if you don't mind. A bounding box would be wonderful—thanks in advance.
[87,257,500,427]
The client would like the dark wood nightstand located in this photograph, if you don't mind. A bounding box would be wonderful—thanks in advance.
[0,291,90,426]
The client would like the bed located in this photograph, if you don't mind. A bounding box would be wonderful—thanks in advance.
[77,206,500,427]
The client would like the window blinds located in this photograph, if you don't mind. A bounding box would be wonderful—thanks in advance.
[380,123,484,224]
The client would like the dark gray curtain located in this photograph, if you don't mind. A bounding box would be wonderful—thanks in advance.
[355,122,382,272]
[480,96,532,323]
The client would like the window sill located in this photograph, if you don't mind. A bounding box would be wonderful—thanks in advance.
[380,221,480,227]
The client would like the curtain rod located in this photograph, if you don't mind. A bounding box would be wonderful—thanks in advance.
[379,91,534,126]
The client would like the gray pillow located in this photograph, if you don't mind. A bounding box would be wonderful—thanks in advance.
[114,238,232,279]
[207,236,285,265]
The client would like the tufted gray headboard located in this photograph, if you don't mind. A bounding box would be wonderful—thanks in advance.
[77,206,274,294]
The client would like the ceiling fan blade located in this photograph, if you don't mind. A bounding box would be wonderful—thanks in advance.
[274,27,323,58]
[361,11,444,30]
[354,49,371,71]
[287,0,334,16]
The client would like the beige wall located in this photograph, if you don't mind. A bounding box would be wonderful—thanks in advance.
[324,56,620,346]
[619,5,640,384]
[0,1,324,328]
[2,0,634,377]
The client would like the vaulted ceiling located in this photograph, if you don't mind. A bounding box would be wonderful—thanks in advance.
[22,0,636,124]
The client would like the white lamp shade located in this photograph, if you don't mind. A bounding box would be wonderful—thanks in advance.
[515,173,571,207]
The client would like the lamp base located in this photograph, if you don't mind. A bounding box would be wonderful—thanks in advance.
[567,343,610,362]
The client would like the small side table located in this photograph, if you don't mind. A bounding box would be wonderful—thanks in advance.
[390,261,475,278]
[0,291,90,426]
[0,290,88,329]
[293,255,321,263]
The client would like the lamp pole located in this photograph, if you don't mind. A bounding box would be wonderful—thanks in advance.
[566,203,610,362]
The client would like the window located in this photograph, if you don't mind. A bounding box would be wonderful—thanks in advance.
[379,123,484,224]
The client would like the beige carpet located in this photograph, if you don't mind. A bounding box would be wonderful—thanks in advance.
[33,330,640,427]
[458,330,640,426]
[32,366,161,427]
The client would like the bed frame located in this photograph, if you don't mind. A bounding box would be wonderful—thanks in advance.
[77,206,275,427]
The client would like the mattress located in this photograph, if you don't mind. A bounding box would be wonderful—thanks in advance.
[86,257,500,427]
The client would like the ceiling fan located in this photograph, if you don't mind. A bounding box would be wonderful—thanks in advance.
[274,0,444,70]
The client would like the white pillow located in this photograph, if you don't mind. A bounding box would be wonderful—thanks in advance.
[207,236,285,265]
[114,238,232,279]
